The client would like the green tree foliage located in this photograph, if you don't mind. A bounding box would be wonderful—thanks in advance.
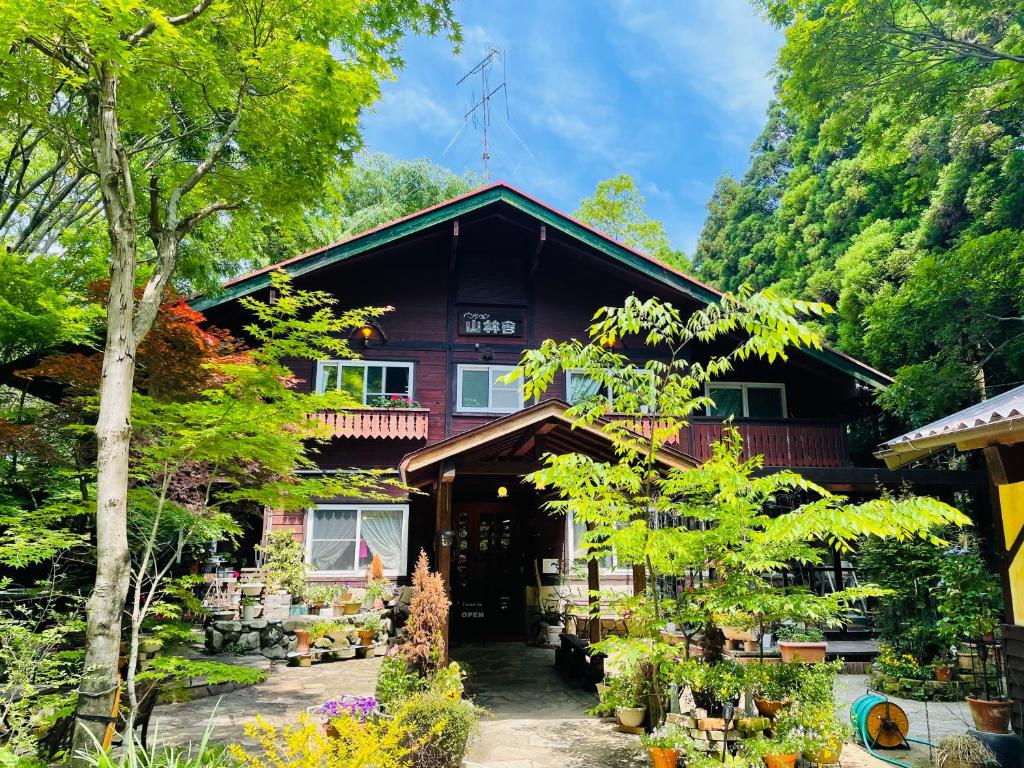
[576,174,691,272]
[694,2,1024,425]
[510,293,968,677]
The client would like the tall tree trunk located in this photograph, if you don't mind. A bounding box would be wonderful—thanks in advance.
[72,62,139,762]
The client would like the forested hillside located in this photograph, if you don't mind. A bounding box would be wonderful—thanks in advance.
[695,1,1024,426]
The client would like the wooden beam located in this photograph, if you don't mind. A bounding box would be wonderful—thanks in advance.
[586,521,601,645]
[456,460,540,475]
[529,224,547,278]
[436,459,455,656]
[985,444,1024,485]
[448,219,460,271]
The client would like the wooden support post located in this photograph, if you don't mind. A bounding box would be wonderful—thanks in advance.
[436,460,455,656]
[586,521,601,645]
[632,563,647,596]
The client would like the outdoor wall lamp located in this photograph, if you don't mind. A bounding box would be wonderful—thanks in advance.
[496,485,508,499]
[439,529,455,548]
[721,702,735,763]
[353,321,387,348]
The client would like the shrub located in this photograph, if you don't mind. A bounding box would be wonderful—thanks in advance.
[258,530,308,602]
[79,714,229,768]
[230,712,420,768]
[376,655,420,709]
[874,644,928,680]
[399,550,450,678]
[398,691,480,768]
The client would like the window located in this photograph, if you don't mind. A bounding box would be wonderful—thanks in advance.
[316,361,413,405]
[566,368,655,410]
[306,504,409,576]
[456,364,523,413]
[567,512,629,574]
[706,383,786,418]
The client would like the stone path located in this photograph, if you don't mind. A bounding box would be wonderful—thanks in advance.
[150,653,381,747]
[150,646,975,768]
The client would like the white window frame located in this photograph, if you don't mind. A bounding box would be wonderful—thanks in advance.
[315,360,415,404]
[704,382,787,418]
[455,364,524,414]
[305,503,410,577]
[564,368,655,411]
[565,511,632,575]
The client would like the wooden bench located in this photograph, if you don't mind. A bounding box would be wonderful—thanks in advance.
[555,633,605,691]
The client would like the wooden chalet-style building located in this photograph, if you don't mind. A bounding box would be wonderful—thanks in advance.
[194,183,959,643]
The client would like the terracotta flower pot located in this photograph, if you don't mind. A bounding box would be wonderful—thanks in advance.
[966,697,1013,733]
[357,629,375,646]
[934,664,953,682]
[294,628,311,654]
[778,641,826,663]
[615,705,647,728]
[763,753,798,768]
[753,696,784,718]
[649,746,679,768]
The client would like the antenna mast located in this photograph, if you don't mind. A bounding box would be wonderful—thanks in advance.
[458,46,507,181]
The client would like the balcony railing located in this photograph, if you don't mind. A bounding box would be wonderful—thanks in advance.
[314,408,429,440]
[609,416,850,468]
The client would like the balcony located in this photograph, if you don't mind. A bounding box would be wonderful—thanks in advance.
[610,416,850,468]
[314,408,429,440]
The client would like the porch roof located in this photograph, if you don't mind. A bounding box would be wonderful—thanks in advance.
[398,400,697,488]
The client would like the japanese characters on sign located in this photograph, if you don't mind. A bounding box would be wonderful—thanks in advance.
[458,309,524,337]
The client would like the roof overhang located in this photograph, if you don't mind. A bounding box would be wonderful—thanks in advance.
[876,385,1024,469]
[398,399,697,488]
[190,182,892,391]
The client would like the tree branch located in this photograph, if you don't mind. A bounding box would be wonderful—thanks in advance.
[126,0,215,46]
[175,201,240,238]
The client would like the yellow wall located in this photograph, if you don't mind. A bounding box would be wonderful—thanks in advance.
[1001,481,1024,624]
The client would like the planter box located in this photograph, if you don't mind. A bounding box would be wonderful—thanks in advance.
[778,641,826,663]
[721,626,756,642]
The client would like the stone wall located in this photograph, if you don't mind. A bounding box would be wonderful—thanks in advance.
[205,613,388,660]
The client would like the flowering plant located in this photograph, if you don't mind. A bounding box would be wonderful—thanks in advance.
[318,695,379,722]
[874,644,928,680]
[641,724,693,750]
[367,395,421,408]
[791,702,852,753]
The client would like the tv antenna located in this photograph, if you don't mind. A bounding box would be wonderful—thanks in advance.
[456,46,508,181]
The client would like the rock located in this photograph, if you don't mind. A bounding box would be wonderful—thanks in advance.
[214,621,242,633]
[336,646,356,659]
[262,645,287,660]
[737,717,769,732]
[236,631,260,652]
[690,729,708,740]
[207,628,225,652]
[692,708,708,720]
[313,637,333,649]
[698,717,733,731]
[263,624,284,645]
[327,629,349,644]
[708,730,740,742]
[246,619,268,630]
[666,713,695,727]
[286,636,298,652]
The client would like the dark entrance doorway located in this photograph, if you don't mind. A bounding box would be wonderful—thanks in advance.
[452,501,523,642]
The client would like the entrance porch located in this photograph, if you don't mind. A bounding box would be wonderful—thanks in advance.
[399,401,696,646]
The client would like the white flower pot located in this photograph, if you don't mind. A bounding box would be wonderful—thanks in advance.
[615,706,647,728]
[240,583,264,596]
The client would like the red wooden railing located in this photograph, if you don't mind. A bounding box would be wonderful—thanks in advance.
[609,416,849,468]
[314,408,429,440]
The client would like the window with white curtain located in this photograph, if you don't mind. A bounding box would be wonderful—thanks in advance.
[566,511,629,574]
[306,505,409,575]
[565,368,655,409]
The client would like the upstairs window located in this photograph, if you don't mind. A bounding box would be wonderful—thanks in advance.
[317,361,413,406]
[456,364,522,414]
[706,383,786,419]
[566,368,655,411]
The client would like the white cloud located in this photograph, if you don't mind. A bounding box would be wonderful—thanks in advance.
[368,85,461,138]
[606,0,782,128]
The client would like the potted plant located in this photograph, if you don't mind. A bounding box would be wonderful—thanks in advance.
[933,656,954,683]
[258,530,308,606]
[797,703,852,764]
[239,581,265,597]
[935,540,1007,733]
[607,669,648,728]
[705,659,744,715]
[306,584,334,615]
[935,734,997,768]
[358,615,382,646]
[138,637,162,655]
[675,658,715,714]
[331,586,353,610]
[743,731,804,768]
[641,724,690,768]
[241,594,259,621]
[746,662,801,718]
[776,624,827,663]
[364,579,387,610]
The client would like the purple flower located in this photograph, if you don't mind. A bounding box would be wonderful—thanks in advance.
[320,695,379,722]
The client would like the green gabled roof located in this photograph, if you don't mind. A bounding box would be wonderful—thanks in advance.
[191,182,891,390]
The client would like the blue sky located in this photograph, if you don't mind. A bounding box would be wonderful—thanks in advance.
[359,1,783,256]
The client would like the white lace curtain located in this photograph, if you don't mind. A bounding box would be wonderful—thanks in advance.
[360,509,403,572]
